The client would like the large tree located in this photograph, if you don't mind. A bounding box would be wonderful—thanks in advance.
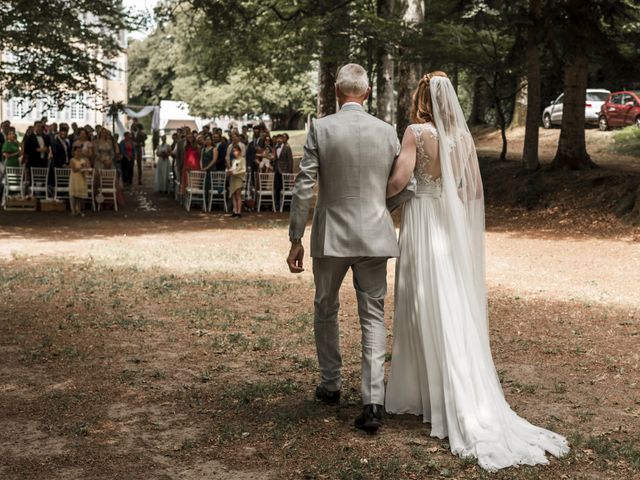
[0,0,140,109]
[548,0,640,169]
[375,0,395,123]
[521,0,543,171]
[395,0,425,137]
[316,3,351,117]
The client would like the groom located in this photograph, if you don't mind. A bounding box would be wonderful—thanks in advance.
[287,64,400,433]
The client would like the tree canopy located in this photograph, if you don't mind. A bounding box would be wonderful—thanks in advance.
[0,0,142,110]
[4,0,637,169]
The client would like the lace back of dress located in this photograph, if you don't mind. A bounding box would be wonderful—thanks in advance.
[410,123,441,187]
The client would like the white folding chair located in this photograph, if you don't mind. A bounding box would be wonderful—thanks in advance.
[207,171,227,212]
[279,173,297,212]
[30,167,49,200]
[2,166,24,207]
[256,172,276,212]
[54,168,71,201]
[185,170,207,212]
[97,169,118,212]
[84,168,96,211]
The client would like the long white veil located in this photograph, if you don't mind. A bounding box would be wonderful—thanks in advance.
[425,77,570,468]
[430,76,488,335]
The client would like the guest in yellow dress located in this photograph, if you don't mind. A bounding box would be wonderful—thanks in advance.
[226,144,246,218]
[69,145,90,216]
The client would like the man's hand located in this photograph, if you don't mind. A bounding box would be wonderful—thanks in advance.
[287,243,305,273]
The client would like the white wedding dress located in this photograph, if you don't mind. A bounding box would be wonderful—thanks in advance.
[385,77,569,472]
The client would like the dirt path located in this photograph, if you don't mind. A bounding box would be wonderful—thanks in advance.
[1,172,639,479]
[2,213,638,308]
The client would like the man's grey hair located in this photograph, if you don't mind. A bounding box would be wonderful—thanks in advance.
[336,63,370,96]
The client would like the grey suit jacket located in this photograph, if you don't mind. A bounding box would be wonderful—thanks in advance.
[289,104,401,258]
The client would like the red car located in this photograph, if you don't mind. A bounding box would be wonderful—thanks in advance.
[599,90,640,130]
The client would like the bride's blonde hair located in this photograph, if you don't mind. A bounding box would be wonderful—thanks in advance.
[411,71,448,124]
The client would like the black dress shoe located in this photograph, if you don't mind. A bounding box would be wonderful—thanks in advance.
[315,385,340,405]
[354,404,384,433]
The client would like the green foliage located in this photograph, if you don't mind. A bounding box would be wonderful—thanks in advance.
[129,2,316,118]
[610,126,640,156]
[172,67,315,117]
[0,0,143,109]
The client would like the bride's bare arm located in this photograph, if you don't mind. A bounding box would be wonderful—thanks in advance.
[387,127,416,198]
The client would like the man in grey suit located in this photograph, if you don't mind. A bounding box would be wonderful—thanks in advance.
[287,64,400,433]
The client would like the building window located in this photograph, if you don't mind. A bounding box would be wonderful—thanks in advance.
[4,51,19,72]
[9,97,28,119]
[69,93,87,121]
[41,98,58,121]
[119,30,127,48]
[107,60,122,81]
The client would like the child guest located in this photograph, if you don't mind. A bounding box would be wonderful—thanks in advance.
[226,144,246,218]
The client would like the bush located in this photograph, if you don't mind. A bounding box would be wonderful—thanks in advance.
[610,125,640,156]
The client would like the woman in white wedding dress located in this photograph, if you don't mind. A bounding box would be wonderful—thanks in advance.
[385,72,569,471]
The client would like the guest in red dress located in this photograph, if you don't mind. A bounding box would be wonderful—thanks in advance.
[181,132,200,194]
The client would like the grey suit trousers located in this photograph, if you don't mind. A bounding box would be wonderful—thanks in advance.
[313,256,388,405]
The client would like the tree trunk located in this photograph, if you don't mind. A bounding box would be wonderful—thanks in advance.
[396,0,424,137]
[375,0,394,124]
[317,5,350,118]
[452,63,459,93]
[496,95,508,162]
[522,0,541,171]
[510,76,528,129]
[469,76,489,125]
[317,59,337,118]
[376,48,394,123]
[551,50,596,169]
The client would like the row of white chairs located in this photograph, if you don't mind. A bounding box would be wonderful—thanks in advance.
[177,170,296,213]
[2,166,118,211]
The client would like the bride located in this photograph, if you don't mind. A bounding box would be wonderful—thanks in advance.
[385,72,570,471]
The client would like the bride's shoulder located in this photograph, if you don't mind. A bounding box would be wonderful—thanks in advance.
[407,122,438,138]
